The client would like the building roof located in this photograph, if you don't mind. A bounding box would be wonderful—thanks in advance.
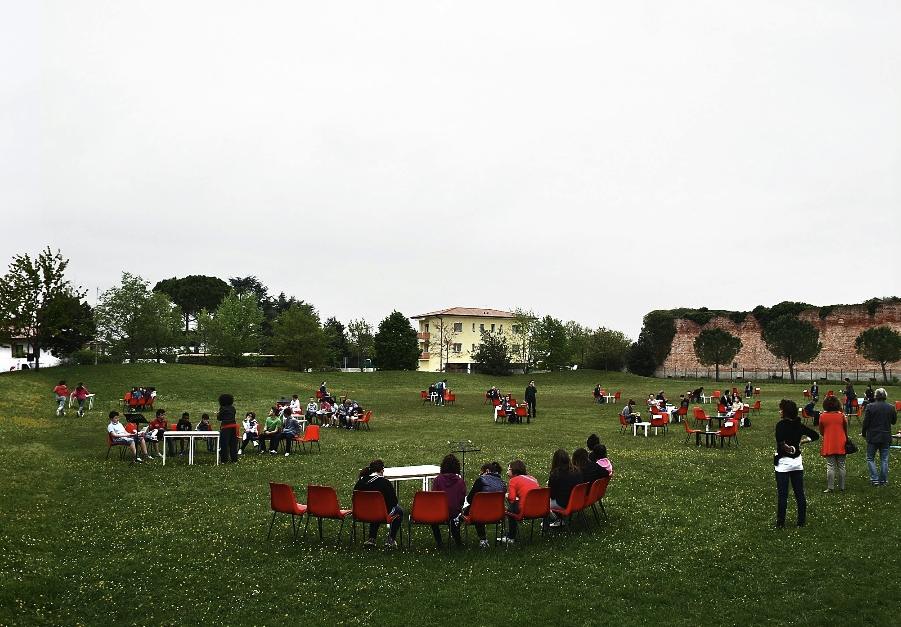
[411,307,516,319]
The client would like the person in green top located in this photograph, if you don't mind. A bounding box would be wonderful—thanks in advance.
[259,406,282,454]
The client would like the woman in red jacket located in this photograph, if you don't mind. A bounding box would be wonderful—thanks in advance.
[818,395,847,493]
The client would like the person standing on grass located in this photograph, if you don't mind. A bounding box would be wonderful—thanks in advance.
[430,454,465,548]
[353,459,402,548]
[843,378,856,415]
[53,380,69,416]
[774,399,819,528]
[810,381,819,402]
[217,394,239,463]
[861,388,897,487]
[525,380,537,422]
[818,396,847,493]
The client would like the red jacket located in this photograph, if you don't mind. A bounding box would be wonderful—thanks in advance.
[818,411,847,456]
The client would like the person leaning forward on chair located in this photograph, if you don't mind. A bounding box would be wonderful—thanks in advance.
[353,459,403,548]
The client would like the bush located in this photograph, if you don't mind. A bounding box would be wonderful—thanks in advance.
[71,349,98,365]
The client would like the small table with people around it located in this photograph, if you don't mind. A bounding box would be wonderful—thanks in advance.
[162,430,220,465]
[122,386,157,412]
[383,464,442,492]
[493,395,526,424]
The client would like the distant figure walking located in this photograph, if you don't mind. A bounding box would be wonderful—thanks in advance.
[861,388,897,487]
[525,380,537,422]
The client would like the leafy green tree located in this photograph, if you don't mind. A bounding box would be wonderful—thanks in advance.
[373,311,419,370]
[153,275,229,332]
[472,330,512,376]
[693,328,742,381]
[531,315,569,370]
[272,304,327,371]
[347,318,374,371]
[37,293,96,359]
[0,247,82,368]
[94,272,183,361]
[626,337,657,376]
[565,321,590,368]
[511,308,536,371]
[323,317,350,367]
[639,310,677,366]
[762,315,822,383]
[855,326,901,382]
[585,327,632,371]
[199,291,263,366]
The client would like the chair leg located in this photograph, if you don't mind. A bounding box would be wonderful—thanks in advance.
[318,517,324,540]
[291,514,297,540]
[304,516,311,540]
[267,511,277,540]
[591,503,600,527]
[338,517,345,542]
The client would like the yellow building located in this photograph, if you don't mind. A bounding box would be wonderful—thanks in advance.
[411,307,520,373]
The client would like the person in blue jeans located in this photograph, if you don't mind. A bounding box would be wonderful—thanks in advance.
[861,388,898,486]
[774,399,819,528]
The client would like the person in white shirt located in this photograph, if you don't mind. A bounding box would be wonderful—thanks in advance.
[107,411,148,462]
[305,398,319,423]
[289,395,302,414]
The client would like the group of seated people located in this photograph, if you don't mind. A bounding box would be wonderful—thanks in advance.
[592,385,617,403]
[492,394,525,423]
[353,434,614,549]
[107,408,213,462]
[124,386,157,410]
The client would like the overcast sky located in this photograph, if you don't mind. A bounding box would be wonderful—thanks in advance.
[2,1,898,338]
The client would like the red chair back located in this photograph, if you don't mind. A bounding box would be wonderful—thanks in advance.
[269,482,304,515]
[515,406,528,417]
[827,390,834,396]
[895,401,901,412]
[316,390,324,400]
[677,406,688,418]
[803,390,811,398]
[851,398,859,409]
[306,485,343,517]
[587,478,610,507]
[518,487,550,519]
[497,410,507,419]
[713,390,722,399]
[651,414,666,427]
[410,491,449,524]
[352,490,392,524]
[420,391,428,400]
[683,419,699,434]
[558,482,590,515]
[492,398,501,407]
[302,424,320,443]
[614,391,621,401]
[467,491,505,524]
[619,413,629,427]
[753,400,761,411]
[719,421,738,437]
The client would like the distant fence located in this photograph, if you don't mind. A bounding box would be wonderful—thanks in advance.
[654,367,895,383]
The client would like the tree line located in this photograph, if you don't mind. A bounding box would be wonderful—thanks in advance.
[627,303,901,382]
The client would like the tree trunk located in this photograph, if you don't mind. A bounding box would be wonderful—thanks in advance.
[714,363,720,381]
[788,359,796,383]
[32,334,41,370]
[881,361,888,382]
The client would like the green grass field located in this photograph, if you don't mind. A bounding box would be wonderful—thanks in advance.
[1,365,898,626]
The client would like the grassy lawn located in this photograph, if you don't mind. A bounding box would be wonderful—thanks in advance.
[0,365,898,626]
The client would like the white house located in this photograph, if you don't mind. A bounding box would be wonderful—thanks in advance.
[0,338,61,371]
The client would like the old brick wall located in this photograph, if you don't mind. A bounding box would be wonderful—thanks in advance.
[658,303,901,378]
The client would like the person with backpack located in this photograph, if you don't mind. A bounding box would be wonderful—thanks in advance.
[353,459,403,548]
[461,461,506,548]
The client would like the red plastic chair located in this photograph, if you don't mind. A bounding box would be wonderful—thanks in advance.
[515,406,528,423]
[304,485,351,541]
[407,490,451,547]
[650,413,668,436]
[495,409,507,424]
[491,398,501,408]
[751,400,761,414]
[693,407,711,428]
[267,482,308,541]
[550,482,591,530]
[462,491,506,546]
[105,432,131,461]
[614,391,622,402]
[683,418,702,445]
[505,487,550,542]
[754,388,761,396]
[316,390,324,400]
[895,401,901,412]
[298,425,320,452]
[421,391,429,403]
[716,420,739,448]
[803,390,811,399]
[357,410,371,431]
[712,390,722,400]
[676,405,688,423]
[444,391,455,405]
[351,490,402,545]
[586,478,610,526]
[619,412,630,435]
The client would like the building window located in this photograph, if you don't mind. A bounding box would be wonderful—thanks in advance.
[472,323,476,332]
[453,322,463,333]
[512,324,521,333]
[471,344,476,353]
[424,323,429,332]
[12,344,26,358]
[512,344,521,354]
[480,324,485,332]
[452,343,462,354]
[499,324,503,332]
[491,323,495,332]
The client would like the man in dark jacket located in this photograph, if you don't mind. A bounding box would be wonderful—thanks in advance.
[525,380,537,422]
[217,393,239,464]
[861,388,898,486]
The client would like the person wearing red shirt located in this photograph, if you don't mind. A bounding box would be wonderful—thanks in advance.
[53,381,69,416]
[503,459,539,543]
[818,395,848,492]
[74,382,90,417]
[147,409,170,458]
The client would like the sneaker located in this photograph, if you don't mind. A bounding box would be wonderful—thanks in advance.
[549,520,564,528]
[269,450,277,454]
[146,454,154,459]
[496,537,514,544]
[238,449,243,455]
[823,489,832,493]
[384,538,398,549]
[135,457,143,463]
[479,539,490,549]
[284,452,290,457]
[363,538,376,548]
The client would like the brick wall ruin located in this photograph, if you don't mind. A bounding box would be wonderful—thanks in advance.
[657,302,901,380]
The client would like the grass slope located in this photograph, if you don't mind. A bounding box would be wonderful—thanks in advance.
[0,365,898,626]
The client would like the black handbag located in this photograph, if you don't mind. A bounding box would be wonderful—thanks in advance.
[844,438,858,455]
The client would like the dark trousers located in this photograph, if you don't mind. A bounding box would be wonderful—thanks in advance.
[775,470,806,527]
[527,400,536,419]
[506,501,520,539]
[269,432,295,453]
[431,519,462,547]
[369,506,403,540]
[240,434,258,452]
[220,425,239,463]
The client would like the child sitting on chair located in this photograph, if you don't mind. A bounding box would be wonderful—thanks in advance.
[197,413,214,452]
[240,412,259,454]
[176,412,192,456]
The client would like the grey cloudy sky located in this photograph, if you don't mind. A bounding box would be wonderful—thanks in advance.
[2,1,898,338]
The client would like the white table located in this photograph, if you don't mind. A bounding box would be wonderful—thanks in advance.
[603,395,615,404]
[700,395,712,404]
[162,430,220,466]
[632,421,651,437]
[383,464,441,491]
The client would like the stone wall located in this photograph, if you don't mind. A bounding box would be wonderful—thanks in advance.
[657,302,901,380]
